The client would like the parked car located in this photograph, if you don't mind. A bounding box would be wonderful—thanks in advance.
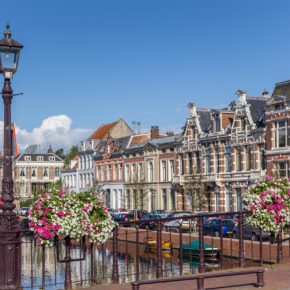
[164,212,194,232]
[113,212,135,225]
[150,210,168,218]
[232,221,269,241]
[19,207,29,216]
[138,214,161,230]
[203,218,235,237]
[128,210,148,220]
[223,215,239,227]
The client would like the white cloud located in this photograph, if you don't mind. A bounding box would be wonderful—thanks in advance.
[0,115,92,153]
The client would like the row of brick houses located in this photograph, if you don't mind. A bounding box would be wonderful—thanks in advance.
[60,80,289,213]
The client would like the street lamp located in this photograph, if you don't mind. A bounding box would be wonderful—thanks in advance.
[0,23,23,289]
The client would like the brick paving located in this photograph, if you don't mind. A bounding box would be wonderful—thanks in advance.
[77,263,290,290]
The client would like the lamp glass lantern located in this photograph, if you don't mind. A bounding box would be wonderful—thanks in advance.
[0,24,23,79]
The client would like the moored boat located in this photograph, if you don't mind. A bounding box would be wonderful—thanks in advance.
[144,237,173,252]
[179,240,220,259]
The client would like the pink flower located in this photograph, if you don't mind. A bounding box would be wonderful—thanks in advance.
[66,212,70,216]
[44,208,50,213]
[41,194,45,198]
[38,210,43,216]
[54,225,60,230]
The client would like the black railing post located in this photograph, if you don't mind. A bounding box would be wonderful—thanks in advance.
[238,212,244,267]
[42,246,46,290]
[156,220,163,278]
[198,216,205,273]
[136,226,140,281]
[259,227,263,266]
[90,243,94,285]
[220,218,224,269]
[112,226,119,283]
[277,230,282,263]
[64,237,72,289]
[179,223,183,275]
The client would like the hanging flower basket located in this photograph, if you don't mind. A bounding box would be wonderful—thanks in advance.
[28,189,116,246]
[243,175,290,234]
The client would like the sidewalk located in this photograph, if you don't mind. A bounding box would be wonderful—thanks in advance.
[77,263,290,290]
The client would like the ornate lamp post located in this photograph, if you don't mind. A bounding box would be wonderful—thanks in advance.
[0,23,23,289]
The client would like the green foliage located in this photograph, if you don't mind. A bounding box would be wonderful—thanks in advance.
[20,197,35,208]
[64,145,79,166]
[54,148,65,159]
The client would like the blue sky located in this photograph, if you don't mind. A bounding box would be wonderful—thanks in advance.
[1,0,290,151]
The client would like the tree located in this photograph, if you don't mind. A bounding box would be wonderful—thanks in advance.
[181,169,207,213]
[64,145,79,166]
[54,148,65,159]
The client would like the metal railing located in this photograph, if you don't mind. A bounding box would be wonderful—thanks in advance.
[18,210,290,289]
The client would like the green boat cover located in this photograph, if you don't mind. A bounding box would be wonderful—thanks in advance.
[182,240,214,249]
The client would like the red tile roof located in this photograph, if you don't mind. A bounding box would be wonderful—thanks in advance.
[129,134,151,147]
[87,121,118,140]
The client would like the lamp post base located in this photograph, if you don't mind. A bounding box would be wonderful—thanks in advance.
[0,213,21,289]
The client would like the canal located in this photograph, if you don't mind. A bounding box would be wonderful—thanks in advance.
[21,234,259,289]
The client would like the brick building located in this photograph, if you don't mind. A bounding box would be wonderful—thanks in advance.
[174,81,289,212]
[14,148,64,199]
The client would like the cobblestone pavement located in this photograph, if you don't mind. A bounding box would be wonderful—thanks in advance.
[77,263,290,290]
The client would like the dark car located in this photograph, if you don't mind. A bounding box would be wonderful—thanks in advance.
[232,221,269,241]
[113,212,135,225]
[203,218,235,237]
[128,210,148,220]
[138,214,160,230]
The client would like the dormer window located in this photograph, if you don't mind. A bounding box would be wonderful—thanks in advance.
[24,156,31,161]
[37,156,43,161]
[49,156,55,161]
[215,118,220,132]
[275,104,286,111]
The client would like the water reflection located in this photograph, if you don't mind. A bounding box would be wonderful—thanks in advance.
[21,235,258,289]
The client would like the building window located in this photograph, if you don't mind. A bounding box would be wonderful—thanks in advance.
[275,104,286,111]
[133,189,138,209]
[20,167,25,177]
[119,163,123,180]
[24,156,31,161]
[259,144,265,170]
[236,188,242,211]
[43,167,49,177]
[114,164,117,180]
[275,162,288,178]
[37,156,43,161]
[132,163,137,180]
[125,164,130,182]
[215,148,219,173]
[215,191,220,212]
[169,160,175,181]
[196,152,200,173]
[275,120,287,148]
[161,160,166,181]
[138,163,143,181]
[170,189,176,210]
[188,152,193,173]
[102,166,105,181]
[140,189,144,209]
[97,166,100,181]
[180,154,184,175]
[31,167,37,178]
[162,189,167,210]
[225,147,231,172]
[151,190,156,211]
[55,167,60,177]
[148,162,153,182]
[49,156,55,161]
[246,146,251,170]
[127,190,131,209]
[215,117,220,132]
[225,186,232,212]
[205,149,211,174]
[107,164,111,180]
[241,118,246,131]
[236,147,242,171]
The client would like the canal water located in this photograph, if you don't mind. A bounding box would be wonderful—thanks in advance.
[21,235,259,289]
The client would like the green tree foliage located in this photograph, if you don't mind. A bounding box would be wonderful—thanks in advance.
[54,148,65,159]
[64,145,79,166]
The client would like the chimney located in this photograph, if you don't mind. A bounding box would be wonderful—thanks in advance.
[132,121,136,134]
[235,90,247,106]
[47,145,53,153]
[150,126,159,139]
[187,102,197,117]
[137,122,141,134]
[166,131,174,136]
[262,88,269,98]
